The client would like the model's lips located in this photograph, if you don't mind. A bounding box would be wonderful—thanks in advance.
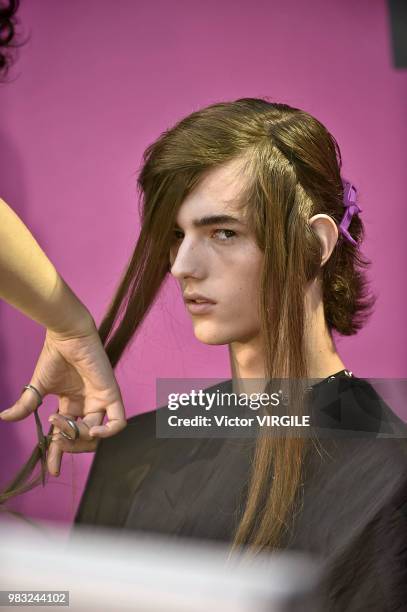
[183,293,216,304]
[183,293,217,314]
[185,301,216,315]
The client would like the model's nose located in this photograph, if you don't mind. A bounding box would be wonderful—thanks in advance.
[170,238,204,280]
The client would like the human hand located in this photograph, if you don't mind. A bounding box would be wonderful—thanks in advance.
[0,317,126,475]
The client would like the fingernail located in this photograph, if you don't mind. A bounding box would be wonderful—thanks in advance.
[0,409,10,418]
[48,416,56,423]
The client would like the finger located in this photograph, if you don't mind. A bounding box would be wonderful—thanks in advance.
[0,381,45,421]
[48,412,102,456]
[89,399,127,438]
[47,418,99,476]
[57,395,84,420]
[48,430,99,454]
[88,416,127,438]
[104,396,127,433]
[48,414,93,442]
[47,434,64,476]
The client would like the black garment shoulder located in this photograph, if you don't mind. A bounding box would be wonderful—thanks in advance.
[74,375,407,611]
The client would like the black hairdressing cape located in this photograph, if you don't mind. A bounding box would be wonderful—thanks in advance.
[74,372,407,611]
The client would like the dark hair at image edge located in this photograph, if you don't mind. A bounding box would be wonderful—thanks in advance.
[0,0,20,78]
[1,98,376,555]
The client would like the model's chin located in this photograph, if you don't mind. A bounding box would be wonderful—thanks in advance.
[195,336,228,346]
[192,321,230,345]
[191,319,262,346]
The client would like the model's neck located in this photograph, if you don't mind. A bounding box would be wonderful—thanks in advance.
[304,282,346,379]
[229,336,266,379]
[228,301,346,385]
[228,336,266,396]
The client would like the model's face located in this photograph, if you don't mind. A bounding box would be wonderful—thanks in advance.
[169,158,264,345]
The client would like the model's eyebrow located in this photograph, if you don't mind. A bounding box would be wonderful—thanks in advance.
[174,214,246,229]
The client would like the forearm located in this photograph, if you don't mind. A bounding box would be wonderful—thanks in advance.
[0,198,93,336]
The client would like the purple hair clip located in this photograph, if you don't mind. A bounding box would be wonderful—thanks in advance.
[339,179,362,246]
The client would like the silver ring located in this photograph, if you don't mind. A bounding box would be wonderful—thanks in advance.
[59,417,80,441]
[22,384,43,408]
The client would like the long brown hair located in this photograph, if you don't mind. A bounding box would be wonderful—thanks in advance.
[98,98,375,552]
[1,98,375,552]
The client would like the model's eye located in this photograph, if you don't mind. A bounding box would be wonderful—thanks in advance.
[172,229,184,241]
[213,229,237,241]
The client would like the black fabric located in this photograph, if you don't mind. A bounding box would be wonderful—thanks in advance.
[74,373,407,611]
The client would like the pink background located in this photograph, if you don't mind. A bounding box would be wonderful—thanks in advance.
[0,0,406,524]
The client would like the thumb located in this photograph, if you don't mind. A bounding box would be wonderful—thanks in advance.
[0,381,45,421]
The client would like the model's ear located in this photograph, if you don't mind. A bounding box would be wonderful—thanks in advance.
[308,214,339,266]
